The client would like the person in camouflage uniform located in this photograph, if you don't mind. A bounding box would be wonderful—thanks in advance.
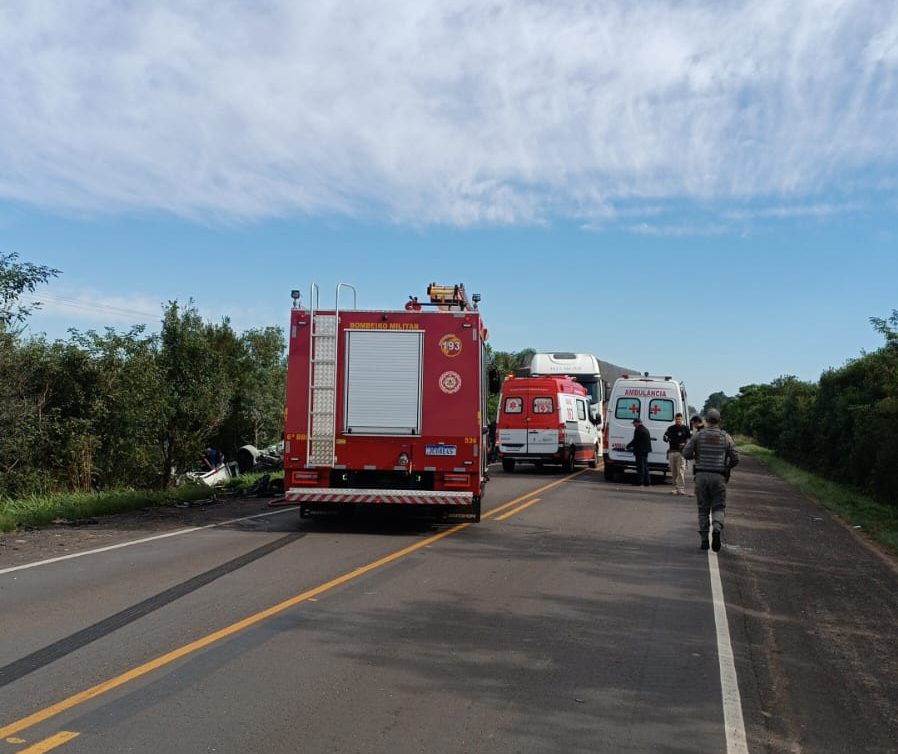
[681,408,738,552]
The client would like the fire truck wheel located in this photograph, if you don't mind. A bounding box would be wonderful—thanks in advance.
[472,496,481,523]
[563,446,576,472]
[502,458,515,473]
[589,445,599,468]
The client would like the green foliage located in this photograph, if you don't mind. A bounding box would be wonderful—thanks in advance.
[486,346,534,420]
[156,302,236,488]
[869,309,898,351]
[211,326,286,453]
[0,252,60,329]
[702,391,733,415]
[0,485,213,533]
[0,293,288,502]
[723,312,898,507]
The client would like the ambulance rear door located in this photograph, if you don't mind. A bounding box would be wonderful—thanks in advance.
[644,389,678,465]
[526,389,560,455]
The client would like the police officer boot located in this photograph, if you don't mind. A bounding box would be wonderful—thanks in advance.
[700,532,710,550]
[711,526,722,552]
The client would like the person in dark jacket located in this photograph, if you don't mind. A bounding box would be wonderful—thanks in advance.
[626,417,652,486]
[663,413,691,495]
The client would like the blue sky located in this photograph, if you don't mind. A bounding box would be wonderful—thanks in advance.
[3,1,897,408]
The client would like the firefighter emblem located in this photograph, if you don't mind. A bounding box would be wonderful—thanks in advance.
[438,333,463,357]
[439,370,462,394]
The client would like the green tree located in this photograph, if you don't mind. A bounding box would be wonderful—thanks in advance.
[486,347,535,420]
[703,391,733,416]
[237,327,286,447]
[0,253,60,330]
[157,301,234,488]
[211,326,286,454]
[869,309,898,351]
[68,326,166,489]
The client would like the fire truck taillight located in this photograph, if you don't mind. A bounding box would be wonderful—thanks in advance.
[443,473,469,488]
[292,470,319,486]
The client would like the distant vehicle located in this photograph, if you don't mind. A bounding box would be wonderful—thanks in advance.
[519,352,605,452]
[280,282,493,522]
[603,373,688,481]
[496,375,600,473]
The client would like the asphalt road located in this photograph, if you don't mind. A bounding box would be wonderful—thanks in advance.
[1,460,896,753]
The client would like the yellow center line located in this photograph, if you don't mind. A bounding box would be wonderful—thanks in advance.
[0,468,588,740]
[495,498,542,521]
[17,731,80,753]
[481,468,588,520]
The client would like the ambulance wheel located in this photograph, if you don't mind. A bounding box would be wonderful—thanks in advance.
[603,464,614,481]
[502,458,515,473]
[472,496,481,523]
[563,446,576,472]
[589,445,598,468]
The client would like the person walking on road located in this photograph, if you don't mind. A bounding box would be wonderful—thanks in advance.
[663,413,691,495]
[682,408,739,551]
[686,415,704,478]
[626,417,652,487]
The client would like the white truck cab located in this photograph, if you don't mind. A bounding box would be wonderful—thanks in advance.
[603,374,688,482]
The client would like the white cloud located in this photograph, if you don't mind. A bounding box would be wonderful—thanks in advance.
[1,0,896,225]
[22,291,162,326]
[22,288,283,341]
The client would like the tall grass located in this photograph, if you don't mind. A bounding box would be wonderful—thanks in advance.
[0,471,285,533]
[739,440,898,556]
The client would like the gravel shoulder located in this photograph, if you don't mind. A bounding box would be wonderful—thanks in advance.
[0,494,292,570]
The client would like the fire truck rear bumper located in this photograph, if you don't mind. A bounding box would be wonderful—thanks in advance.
[285,488,474,505]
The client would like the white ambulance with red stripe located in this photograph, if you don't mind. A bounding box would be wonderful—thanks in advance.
[281,282,493,521]
[602,373,688,481]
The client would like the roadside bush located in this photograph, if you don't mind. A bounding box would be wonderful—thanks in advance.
[723,312,898,507]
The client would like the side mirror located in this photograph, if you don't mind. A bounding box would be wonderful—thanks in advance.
[589,405,601,425]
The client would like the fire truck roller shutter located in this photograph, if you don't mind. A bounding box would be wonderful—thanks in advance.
[344,330,424,435]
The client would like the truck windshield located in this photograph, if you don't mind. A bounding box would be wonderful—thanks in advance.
[577,378,601,405]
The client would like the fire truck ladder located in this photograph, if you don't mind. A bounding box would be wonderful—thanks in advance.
[306,283,356,467]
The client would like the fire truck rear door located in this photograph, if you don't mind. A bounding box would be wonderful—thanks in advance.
[344,330,423,435]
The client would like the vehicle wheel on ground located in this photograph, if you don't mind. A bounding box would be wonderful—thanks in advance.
[502,458,515,473]
[472,496,481,523]
[563,446,576,472]
[603,463,614,481]
[589,445,598,468]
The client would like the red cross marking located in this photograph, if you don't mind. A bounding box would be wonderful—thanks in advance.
[650,404,662,415]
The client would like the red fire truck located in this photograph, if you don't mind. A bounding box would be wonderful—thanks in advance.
[282,282,494,522]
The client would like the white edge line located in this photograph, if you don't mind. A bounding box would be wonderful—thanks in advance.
[709,549,750,754]
[0,506,301,576]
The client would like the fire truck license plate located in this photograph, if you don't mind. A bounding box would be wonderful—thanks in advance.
[425,444,457,456]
